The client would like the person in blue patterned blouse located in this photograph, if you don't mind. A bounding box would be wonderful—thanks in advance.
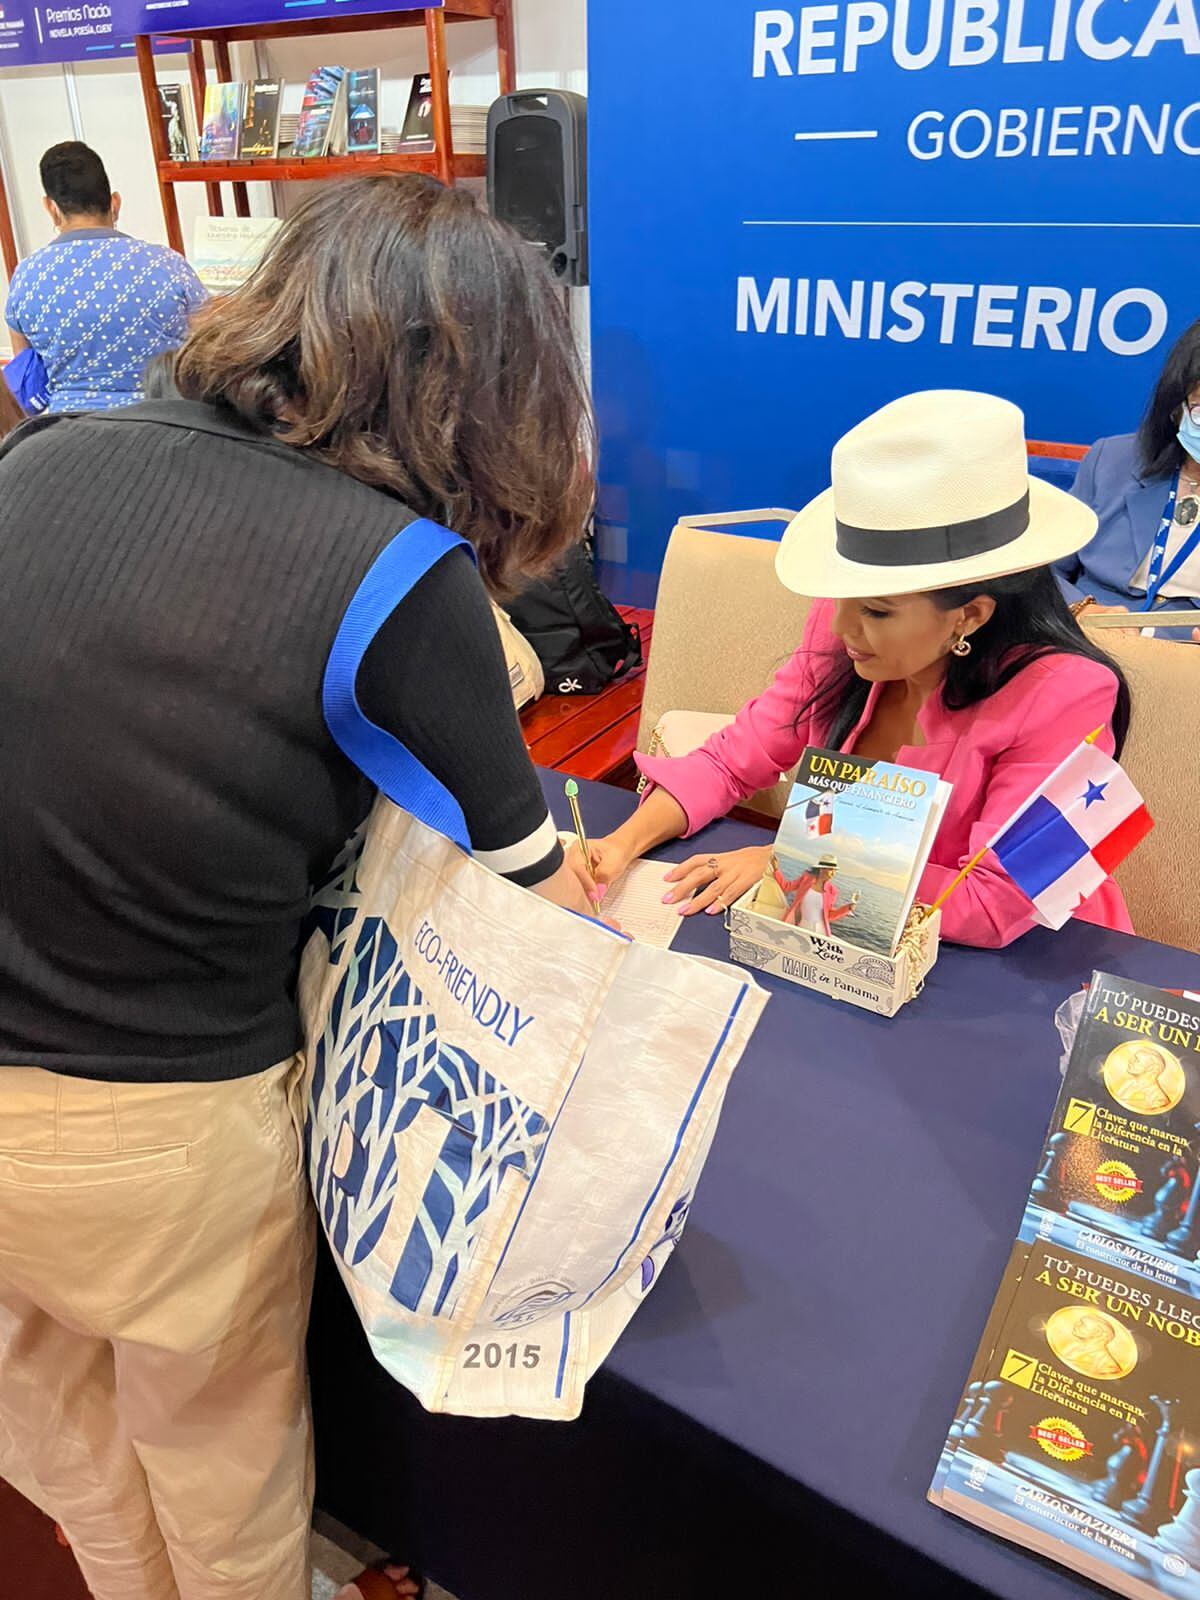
[4,142,206,413]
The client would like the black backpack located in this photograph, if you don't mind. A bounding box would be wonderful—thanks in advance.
[507,541,643,695]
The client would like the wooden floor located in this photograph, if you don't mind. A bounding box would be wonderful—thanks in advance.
[0,1479,90,1599]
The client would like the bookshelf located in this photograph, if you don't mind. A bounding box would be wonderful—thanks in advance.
[135,2,514,255]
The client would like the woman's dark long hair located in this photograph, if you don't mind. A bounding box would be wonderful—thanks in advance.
[176,173,594,597]
[795,565,1132,757]
[1137,316,1200,480]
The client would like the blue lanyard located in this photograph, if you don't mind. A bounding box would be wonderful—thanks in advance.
[1142,471,1200,610]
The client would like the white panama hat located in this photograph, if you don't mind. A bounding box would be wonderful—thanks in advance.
[775,390,1098,600]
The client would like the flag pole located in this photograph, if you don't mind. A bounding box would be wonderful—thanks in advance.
[923,727,1106,920]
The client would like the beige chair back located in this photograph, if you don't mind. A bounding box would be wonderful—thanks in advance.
[638,514,811,819]
[641,520,1194,951]
[1078,626,1199,953]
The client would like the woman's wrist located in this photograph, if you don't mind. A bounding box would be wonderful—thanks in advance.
[616,788,688,862]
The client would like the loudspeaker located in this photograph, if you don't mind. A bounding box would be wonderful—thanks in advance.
[487,90,588,287]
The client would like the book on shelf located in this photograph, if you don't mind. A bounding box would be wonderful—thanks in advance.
[157,83,197,162]
[345,67,380,155]
[753,746,950,957]
[396,76,490,155]
[293,66,347,159]
[399,72,435,149]
[190,216,282,297]
[932,973,1200,1597]
[240,79,284,160]
[200,82,243,161]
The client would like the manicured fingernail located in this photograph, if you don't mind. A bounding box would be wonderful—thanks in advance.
[661,893,673,904]
[595,884,607,900]
[706,904,723,915]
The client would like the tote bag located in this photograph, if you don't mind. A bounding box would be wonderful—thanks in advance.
[298,520,768,1421]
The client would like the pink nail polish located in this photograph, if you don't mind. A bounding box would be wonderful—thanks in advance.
[706,904,722,915]
[661,893,673,904]
[595,884,607,900]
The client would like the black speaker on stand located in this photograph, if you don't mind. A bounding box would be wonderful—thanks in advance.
[487,90,588,287]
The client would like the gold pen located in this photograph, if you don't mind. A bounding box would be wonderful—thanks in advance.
[564,778,602,915]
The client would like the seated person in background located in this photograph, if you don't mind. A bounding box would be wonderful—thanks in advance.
[4,142,205,413]
[581,391,1134,951]
[1058,317,1200,642]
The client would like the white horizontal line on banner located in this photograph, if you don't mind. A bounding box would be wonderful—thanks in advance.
[794,130,880,141]
[743,219,1200,229]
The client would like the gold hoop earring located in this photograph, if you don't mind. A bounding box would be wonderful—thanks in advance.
[951,635,972,658]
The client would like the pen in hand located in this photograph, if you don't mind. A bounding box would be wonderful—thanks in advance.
[564,778,603,916]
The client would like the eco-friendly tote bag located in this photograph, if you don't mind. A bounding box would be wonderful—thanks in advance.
[298,519,768,1421]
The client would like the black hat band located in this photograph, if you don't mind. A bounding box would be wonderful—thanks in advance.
[835,489,1031,568]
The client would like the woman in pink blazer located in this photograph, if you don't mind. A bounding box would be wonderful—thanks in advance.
[584,392,1135,950]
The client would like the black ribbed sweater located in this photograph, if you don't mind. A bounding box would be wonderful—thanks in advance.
[0,401,559,1081]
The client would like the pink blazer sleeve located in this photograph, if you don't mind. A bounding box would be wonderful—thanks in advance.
[635,599,842,837]
[918,657,1122,949]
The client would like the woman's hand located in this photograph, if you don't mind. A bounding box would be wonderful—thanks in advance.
[531,853,600,918]
[662,845,773,917]
[567,833,637,890]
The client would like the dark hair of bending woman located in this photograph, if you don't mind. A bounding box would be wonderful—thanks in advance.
[177,173,593,597]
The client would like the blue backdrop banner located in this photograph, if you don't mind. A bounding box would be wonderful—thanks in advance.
[588,0,1200,604]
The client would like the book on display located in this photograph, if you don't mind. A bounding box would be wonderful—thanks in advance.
[190,216,282,296]
[293,66,346,158]
[1023,977,1200,1288]
[157,83,197,161]
[240,79,284,159]
[933,973,1200,1597]
[345,67,380,154]
[400,71,434,148]
[200,82,243,161]
[759,746,950,957]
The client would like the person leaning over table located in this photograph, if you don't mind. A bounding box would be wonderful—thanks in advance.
[0,173,597,1600]
[1057,316,1200,643]
[577,391,1135,951]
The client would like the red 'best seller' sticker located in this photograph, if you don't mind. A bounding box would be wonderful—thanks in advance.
[1031,1418,1093,1463]
[1093,1160,1143,1203]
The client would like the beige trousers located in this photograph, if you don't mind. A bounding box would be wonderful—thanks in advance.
[0,1056,315,1600]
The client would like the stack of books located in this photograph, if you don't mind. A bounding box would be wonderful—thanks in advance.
[932,973,1200,1597]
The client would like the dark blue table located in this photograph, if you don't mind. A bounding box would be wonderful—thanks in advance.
[310,774,1200,1600]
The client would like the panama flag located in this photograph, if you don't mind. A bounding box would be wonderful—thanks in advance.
[987,739,1153,928]
[804,796,834,837]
